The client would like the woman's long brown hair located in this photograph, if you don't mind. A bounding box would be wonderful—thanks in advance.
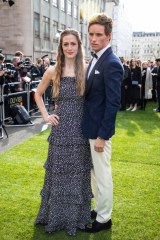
[52,28,85,97]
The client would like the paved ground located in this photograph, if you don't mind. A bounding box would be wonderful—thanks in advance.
[0,113,51,154]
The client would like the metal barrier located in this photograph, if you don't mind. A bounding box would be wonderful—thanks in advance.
[0,78,54,127]
[27,79,41,115]
[3,82,28,120]
[1,80,39,125]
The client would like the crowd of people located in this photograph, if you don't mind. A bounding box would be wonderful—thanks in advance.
[0,51,160,113]
[0,51,55,93]
[119,56,160,112]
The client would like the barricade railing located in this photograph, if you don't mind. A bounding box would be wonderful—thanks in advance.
[1,79,54,126]
[27,78,41,115]
[1,80,39,124]
[2,82,28,123]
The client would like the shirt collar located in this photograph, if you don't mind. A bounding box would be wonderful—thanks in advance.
[95,44,111,59]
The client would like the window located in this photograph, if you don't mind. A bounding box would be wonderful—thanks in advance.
[68,0,72,15]
[53,20,58,42]
[43,17,50,39]
[74,4,78,18]
[44,0,49,2]
[34,12,40,37]
[61,0,66,11]
[61,24,66,30]
[52,0,58,7]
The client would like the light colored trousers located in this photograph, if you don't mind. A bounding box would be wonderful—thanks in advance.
[89,139,113,223]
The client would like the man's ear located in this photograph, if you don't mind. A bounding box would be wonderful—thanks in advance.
[108,33,112,41]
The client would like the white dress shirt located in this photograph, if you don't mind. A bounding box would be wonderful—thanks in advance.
[88,44,111,78]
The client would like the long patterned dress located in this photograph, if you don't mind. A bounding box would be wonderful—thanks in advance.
[35,77,92,236]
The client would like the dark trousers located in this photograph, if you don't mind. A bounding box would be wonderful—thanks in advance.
[156,85,160,110]
[152,78,157,102]
[139,98,147,110]
[120,85,126,110]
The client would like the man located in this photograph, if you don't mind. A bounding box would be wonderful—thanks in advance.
[119,56,131,111]
[15,51,24,61]
[82,13,124,233]
[0,53,5,84]
[151,57,160,112]
[41,55,50,76]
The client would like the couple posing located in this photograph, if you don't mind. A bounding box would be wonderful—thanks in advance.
[34,13,124,236]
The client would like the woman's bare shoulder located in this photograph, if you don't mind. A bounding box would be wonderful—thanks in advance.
[43,65,56,79]
[47,65,56,74]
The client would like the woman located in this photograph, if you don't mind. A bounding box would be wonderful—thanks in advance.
[34,29,92,236]
[140,61,152,110]
[31,58,43,78]
[126,58,141,111]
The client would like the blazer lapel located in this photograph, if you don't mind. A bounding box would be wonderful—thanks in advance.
[86,58,93,79]
[85,47,112,94]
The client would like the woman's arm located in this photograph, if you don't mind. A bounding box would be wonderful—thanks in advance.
[35,66,59,125]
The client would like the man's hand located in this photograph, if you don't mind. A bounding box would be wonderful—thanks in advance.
[94,138,105,152]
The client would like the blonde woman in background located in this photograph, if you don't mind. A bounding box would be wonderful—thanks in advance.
[126,58,141,111]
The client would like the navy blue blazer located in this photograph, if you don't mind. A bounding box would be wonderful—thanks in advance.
[82,47,124,140]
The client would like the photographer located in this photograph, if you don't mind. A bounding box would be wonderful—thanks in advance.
[15,51,24,61]
[0,54,5,85]
[30,58,43,79]
[0,54,16,93]
[21,57,33,79]
[12,59,26,92]
[41,55,50,76]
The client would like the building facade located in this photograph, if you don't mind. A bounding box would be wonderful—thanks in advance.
[0,0,120,62]
[111,2,132,59]
[132,32,160,61]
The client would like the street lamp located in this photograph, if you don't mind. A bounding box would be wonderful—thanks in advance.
[80,9,84,41]
[80,19,83,41]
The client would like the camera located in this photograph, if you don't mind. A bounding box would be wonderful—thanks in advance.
[17,60,34,70]
[0,62,16,92]
[4,63,16,75]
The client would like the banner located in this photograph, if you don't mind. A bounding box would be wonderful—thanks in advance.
[4,91,28,119]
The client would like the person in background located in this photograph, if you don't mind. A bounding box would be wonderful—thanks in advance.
[30,58,43,79]
[0,53,5,72]
[12,56,20,68]
[139,61,152,110]
[119,56,131,111]
[126,58,141,111]
[41,56,50,75]
[14,51,24,61]
[34,29,92,236]
[148,60,156,101]
[0,54,5,84]
[136,59,142,68]
[12,57,24,92]
[152,57,160,112]
[82,13,123,233]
